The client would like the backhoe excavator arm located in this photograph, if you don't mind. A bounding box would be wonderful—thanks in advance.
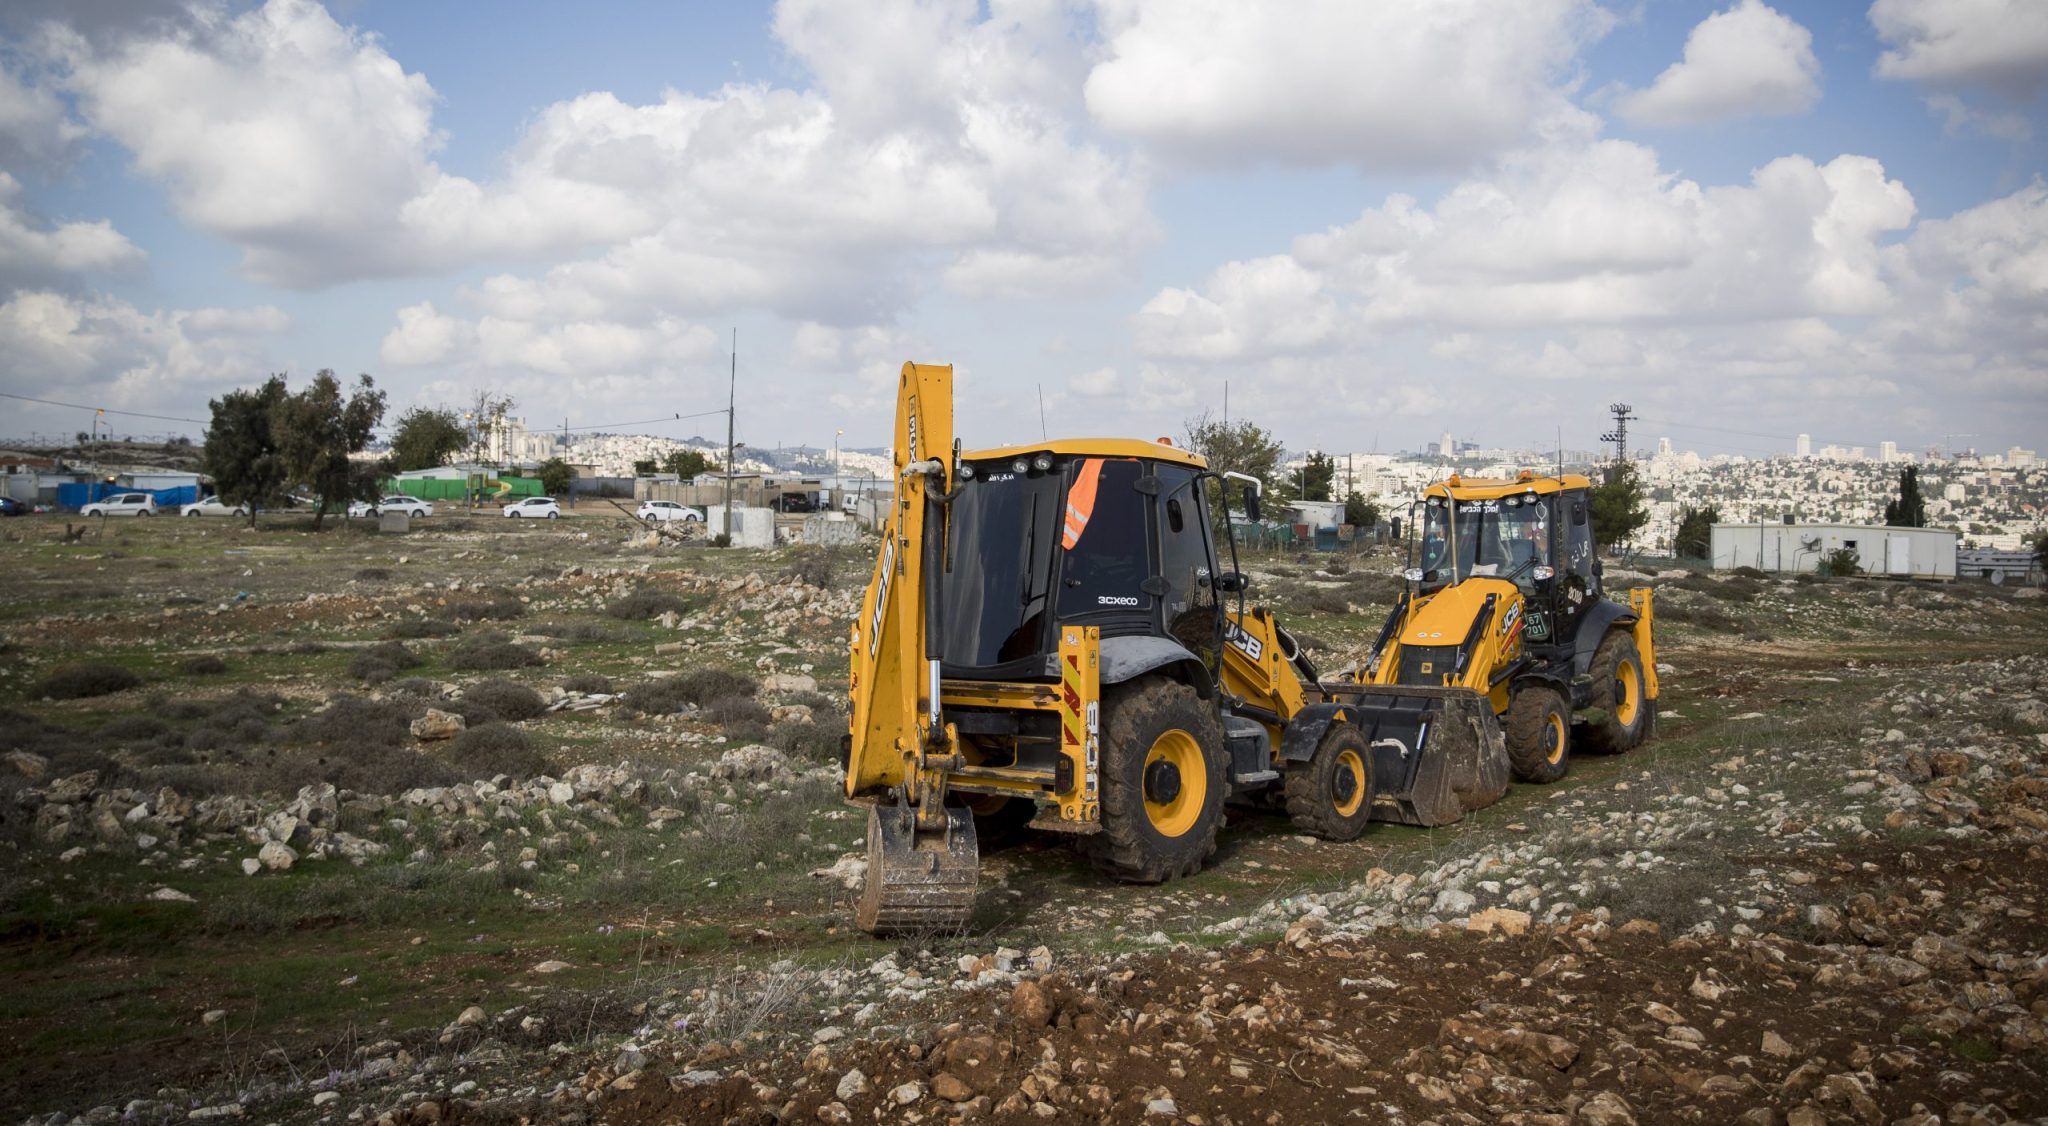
[844,362,978,933]
[847,361,959,813]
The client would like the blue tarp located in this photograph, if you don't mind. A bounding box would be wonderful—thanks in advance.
[57,483,201,511]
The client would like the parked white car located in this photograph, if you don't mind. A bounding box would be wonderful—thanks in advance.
[348,494,433,518]
[179,495,248,518]
[636,500,702,523]
[81,493,157,517]
[502,496,561,519]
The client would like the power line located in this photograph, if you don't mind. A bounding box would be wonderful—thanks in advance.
[561,408,730,434]
[0,390,208,426]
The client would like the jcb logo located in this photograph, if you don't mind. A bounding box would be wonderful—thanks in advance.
[1225,622,1264,661]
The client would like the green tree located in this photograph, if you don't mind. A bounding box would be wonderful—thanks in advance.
[537,457,573,496]
[388,406,465,472]
[1883,466,1927,527]
[200,375,290,528]
[662,448,713,478]
[2033,530,2048,579]
[632,458,658,476]
[1299,451,1336,502]
[1673,503,1720,559]
[465,389,515,465]
[1343,491,1381,530]
[1589,461,1649,551]
[1183,411,1285,522]
[271,371,387,531]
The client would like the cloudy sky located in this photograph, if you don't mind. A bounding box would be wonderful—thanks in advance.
[1,0,2044,458]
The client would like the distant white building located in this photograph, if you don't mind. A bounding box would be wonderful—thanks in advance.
[1796,433,1811,458]
[1711,521,1956,580]
[1880,440,1898,462]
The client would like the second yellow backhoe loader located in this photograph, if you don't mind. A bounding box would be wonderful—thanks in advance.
[842,363,1512,933]
[1345,472,1660,783]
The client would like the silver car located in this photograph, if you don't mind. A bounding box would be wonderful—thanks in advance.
[81,493,157,517]
[180,495,249,518]
[502,497,561,519]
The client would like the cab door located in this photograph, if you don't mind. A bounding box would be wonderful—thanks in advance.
[1550,490,1596,647]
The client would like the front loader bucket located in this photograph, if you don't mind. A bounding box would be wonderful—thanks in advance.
[857,803,978,935]
[1324,685,1509,827]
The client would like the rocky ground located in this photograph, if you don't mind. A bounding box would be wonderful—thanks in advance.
[2,513,2045,1124]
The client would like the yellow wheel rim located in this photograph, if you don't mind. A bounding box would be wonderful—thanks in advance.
[1142,730,1206,838]
[1332,748,1367,817]
[1614,659,1640,727]
[1545,712,1567,765]
[961,793,1009,816]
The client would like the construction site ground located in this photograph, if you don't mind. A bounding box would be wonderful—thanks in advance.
[2,511,2045,1124]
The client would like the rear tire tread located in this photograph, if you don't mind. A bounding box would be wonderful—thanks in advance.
[1082,677,1226,884]
[1504,685,1570,784]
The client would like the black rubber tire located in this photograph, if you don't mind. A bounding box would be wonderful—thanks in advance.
[1082,677,1227,883]
[1581,631,1651,754]
[547,511,558,519]
[1504,684,1570,784]
[1284,724,1375,841]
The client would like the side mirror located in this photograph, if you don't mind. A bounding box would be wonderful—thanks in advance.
[1242,488,1261,523]
[1216,571,1249,594]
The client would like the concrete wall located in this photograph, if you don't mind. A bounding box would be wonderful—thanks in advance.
[1711,523,1957,579]
[707,505,776,547]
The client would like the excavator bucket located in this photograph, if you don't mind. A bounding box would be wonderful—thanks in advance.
[856,803,979,935]
[1323,684,1509,827]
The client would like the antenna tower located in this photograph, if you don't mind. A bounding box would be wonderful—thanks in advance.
[1599,402,1636,465]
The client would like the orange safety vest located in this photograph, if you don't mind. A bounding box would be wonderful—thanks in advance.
[1062,458,1105,549]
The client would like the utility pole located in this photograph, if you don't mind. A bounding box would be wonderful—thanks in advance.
[1599,403,1635,478]
[724,328,737,542]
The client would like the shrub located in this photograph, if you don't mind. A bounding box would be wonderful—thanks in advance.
[1732,565,1769,580]
[529,621,619,643]
[33,663,142,700]
[443,699,502,728]
[1818,548,1861,578]
[784,546,845,589]
[607,588,688,620]
[561,672,614,695]
[386,618,460,640]
[444,724,552,781]
[98,715,169,744]
[355,567,392,581]
[350,641,424,683]
[448,631,543,671]
[705,694,771,727]
[180,691,286,754]
[1306,590,1351,615]
[180,655,228,676]
[439,595,525,622]
[767,720,841,764]
[625,668,757,715]
[384,677,443,698]
[462,679,547,721]
[285,694,416,749]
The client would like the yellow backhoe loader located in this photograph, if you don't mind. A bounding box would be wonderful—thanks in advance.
[1345,472,1660,784]
[842,363,1512,933]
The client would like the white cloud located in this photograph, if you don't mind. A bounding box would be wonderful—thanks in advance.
[1083,0,1613,168]
[1870,0,2048,96]
[0,57,84,170]
[1924,92,2032,141]
[1614,0,1821,127]
[39,0,1150,313]
[0,289,289,417]
[1070,365,1120,397]
[1131,135,2048,444]
[0,171,146,285]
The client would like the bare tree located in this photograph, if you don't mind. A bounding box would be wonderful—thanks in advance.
[465,390,516,466]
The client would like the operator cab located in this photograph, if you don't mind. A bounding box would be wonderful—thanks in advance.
[1406,473,1598,645]
[938,441,1224,683]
